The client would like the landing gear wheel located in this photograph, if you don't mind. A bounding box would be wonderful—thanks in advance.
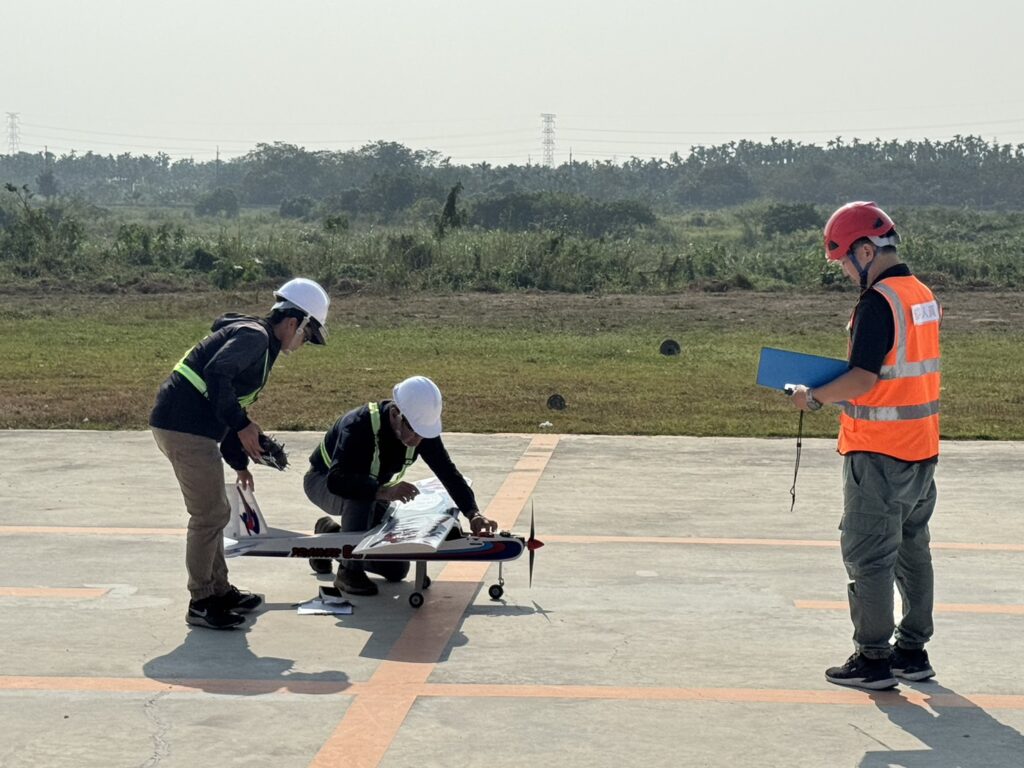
[409,592,424,608]
[422,575,431,589]
[488,584,504,600]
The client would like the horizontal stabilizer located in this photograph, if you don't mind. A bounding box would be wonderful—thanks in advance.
[223,484,270,540]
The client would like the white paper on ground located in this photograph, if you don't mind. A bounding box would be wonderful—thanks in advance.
[296,597,354,615]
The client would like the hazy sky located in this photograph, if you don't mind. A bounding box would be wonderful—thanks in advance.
[4,0,1023,164]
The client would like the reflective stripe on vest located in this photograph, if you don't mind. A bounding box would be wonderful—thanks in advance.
[369,402,416,487]
[172,347,269,408]
[843,401,940,422]
[873,281,942,381]
[320,403,415,487]
[838,276,941,461]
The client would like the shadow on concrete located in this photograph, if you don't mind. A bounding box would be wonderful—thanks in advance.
[143,609,350,696]
[464,602,553,620]
[257,576,547,665]
[860,682,1024,767]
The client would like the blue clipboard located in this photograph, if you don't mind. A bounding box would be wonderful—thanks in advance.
[756,347,849,391]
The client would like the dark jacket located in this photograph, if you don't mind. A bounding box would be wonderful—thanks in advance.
[149,314,281,469]
[308,400,478,515]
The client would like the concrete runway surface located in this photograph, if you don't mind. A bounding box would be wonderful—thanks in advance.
[0,430,1021,767]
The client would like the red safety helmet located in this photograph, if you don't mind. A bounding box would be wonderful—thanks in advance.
[823,202,899,261]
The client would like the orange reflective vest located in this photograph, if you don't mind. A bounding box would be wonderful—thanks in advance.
[838,276,941,461]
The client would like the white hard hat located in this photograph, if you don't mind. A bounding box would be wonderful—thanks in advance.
[393,376,443,438]
[272,278,330,345]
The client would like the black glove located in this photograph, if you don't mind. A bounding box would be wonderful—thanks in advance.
[257,433,289,471]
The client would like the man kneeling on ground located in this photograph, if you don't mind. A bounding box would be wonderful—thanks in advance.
[303,375,498,595]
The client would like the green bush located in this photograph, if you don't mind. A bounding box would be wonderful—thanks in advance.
[279,196,315,219]
[761,202,824,236]
[195,188,239,218]
[469,191,655,238]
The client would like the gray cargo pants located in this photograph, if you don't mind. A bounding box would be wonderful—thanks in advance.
[151,427,231,600]
[840,451,937,659]
[303,468,410,581]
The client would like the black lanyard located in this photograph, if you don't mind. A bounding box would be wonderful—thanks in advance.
[789,411,803,514]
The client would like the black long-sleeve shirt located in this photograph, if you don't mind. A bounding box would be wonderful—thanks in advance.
[308,400,478,515]
[149,314,281,469]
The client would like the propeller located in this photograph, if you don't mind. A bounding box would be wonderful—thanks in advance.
[525,500,544,587]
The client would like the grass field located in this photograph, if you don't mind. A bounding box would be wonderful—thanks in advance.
[1,289,1021,439]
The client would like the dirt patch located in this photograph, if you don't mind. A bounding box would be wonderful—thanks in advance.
[8,288,1023,335]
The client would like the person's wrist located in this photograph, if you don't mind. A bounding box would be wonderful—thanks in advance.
[806,389,823,411]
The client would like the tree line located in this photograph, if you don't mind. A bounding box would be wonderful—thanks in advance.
[3,135,1024,216]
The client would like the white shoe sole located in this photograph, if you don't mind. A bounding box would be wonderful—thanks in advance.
[185,615,245,630]
[893,668,935,682]
[826,675,899,691]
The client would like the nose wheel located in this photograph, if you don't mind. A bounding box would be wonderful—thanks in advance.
[409,561,432,608]
[488,562,505,600]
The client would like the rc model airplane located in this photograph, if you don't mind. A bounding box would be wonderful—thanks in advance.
[222,477,543,607]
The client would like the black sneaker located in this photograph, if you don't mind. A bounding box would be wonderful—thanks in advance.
[311,516,341,574]
[186,597,245,630]
[891,647,935,681]
[335,567,378,596]
[825,653,898,691]
[216,585,263,613]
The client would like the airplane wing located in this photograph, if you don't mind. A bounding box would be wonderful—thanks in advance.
[223,476,472,559]
[351,476,466,557]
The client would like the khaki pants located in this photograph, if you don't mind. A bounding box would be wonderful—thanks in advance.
[152,427,231,600]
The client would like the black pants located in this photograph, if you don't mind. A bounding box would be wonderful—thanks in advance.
[304,469,410,581]
[340,498,410,580]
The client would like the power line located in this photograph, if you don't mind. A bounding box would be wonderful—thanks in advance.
[19,120,536,147]
[560,116,1024,140]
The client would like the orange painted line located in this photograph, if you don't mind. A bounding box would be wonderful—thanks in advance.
[414,684,1024,710]
[313,693,418,767]
[547,534,836,547]
[932,542,1024,552]
[544,534,1024,553]
[3,676,1024,711]
[0,587,108,599]
[3,526,1019,553]
[0,526,187,536]
[796,600,1024,616]
[0,676,361,696]
[308,434,560,768]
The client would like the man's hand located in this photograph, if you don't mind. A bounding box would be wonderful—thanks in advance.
[238,422,263,461]
[470,514,498,536]
[236,470,255,490]
[377,481,420,504]
[788,384,821,412]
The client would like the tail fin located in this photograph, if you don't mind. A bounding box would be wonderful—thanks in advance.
[224,483,270,539]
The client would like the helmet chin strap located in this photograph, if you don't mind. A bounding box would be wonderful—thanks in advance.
[281,315,310,356]
[849,251,871,290]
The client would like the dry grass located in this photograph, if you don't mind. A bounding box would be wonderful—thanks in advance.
[2,289,1021,438]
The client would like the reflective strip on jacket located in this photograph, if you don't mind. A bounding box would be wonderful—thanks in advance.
[173,349,269,408]
[839,276,941,461]
[319,402,415,487]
